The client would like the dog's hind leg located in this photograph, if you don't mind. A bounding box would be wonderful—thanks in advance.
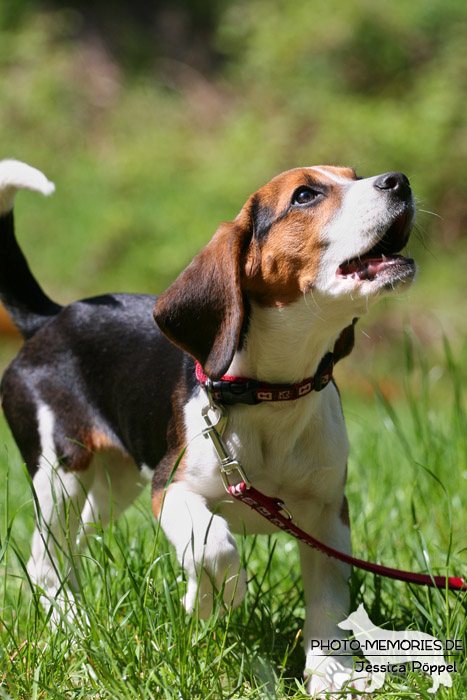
[26,403,94,620]
[79,449,149,534]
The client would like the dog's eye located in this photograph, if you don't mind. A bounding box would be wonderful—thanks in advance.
[292,186,320,205]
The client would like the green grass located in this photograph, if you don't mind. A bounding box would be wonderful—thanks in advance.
[0,338,466,699]
[0,2,466,696]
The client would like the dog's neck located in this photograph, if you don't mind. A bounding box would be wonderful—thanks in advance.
[227,294,363,384]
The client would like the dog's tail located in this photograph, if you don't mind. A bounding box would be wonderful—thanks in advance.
[0,160,62,339]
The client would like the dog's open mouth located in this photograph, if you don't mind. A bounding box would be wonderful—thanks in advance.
[337,212,415,282]
[337,253,413,281]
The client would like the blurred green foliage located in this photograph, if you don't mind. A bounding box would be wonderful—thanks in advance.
[0,0,466,377]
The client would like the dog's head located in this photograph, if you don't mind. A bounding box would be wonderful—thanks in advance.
[154,166,416,378]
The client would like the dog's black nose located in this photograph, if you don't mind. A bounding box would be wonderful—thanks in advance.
[374,172,411,199]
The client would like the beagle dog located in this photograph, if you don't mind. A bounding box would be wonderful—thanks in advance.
[0,160,416,696]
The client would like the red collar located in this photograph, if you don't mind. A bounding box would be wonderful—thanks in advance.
[195,352,334,405]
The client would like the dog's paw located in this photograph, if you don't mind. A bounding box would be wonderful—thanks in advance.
[305,657,370,697]
[181,525,247,618]
[183,577,212,618]
[183,565,247,619]
[183,573,220,618]
[34,584,90,629]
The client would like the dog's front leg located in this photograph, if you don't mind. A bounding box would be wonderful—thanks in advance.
[299,504,367,696]
[157,482,247,618]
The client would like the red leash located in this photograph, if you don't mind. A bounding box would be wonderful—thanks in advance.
[228,482,466,592]
[198,370,466,593]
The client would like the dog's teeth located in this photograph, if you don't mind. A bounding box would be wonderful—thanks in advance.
[381,254,387,261]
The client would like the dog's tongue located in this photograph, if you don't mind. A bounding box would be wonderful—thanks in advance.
[337,254,406,281]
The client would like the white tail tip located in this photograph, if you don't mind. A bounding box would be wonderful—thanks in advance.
[0,159,55,215]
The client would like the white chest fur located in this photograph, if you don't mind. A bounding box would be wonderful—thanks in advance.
[182,382,349,534]
[181,295,356,535]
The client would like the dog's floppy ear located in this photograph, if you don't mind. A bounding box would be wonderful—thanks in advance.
[333,318,358,363]
[153,210,252,380]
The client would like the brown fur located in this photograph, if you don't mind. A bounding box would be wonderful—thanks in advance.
[242,169,348,306]
[151,383,189,518]
[154,219,250,379]
[154,167,358,378]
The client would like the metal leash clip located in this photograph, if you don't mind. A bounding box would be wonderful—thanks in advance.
[201,378,251,492]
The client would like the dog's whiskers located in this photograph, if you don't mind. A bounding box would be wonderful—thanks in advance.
[303,287,325,320]
[418,208,442,219]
